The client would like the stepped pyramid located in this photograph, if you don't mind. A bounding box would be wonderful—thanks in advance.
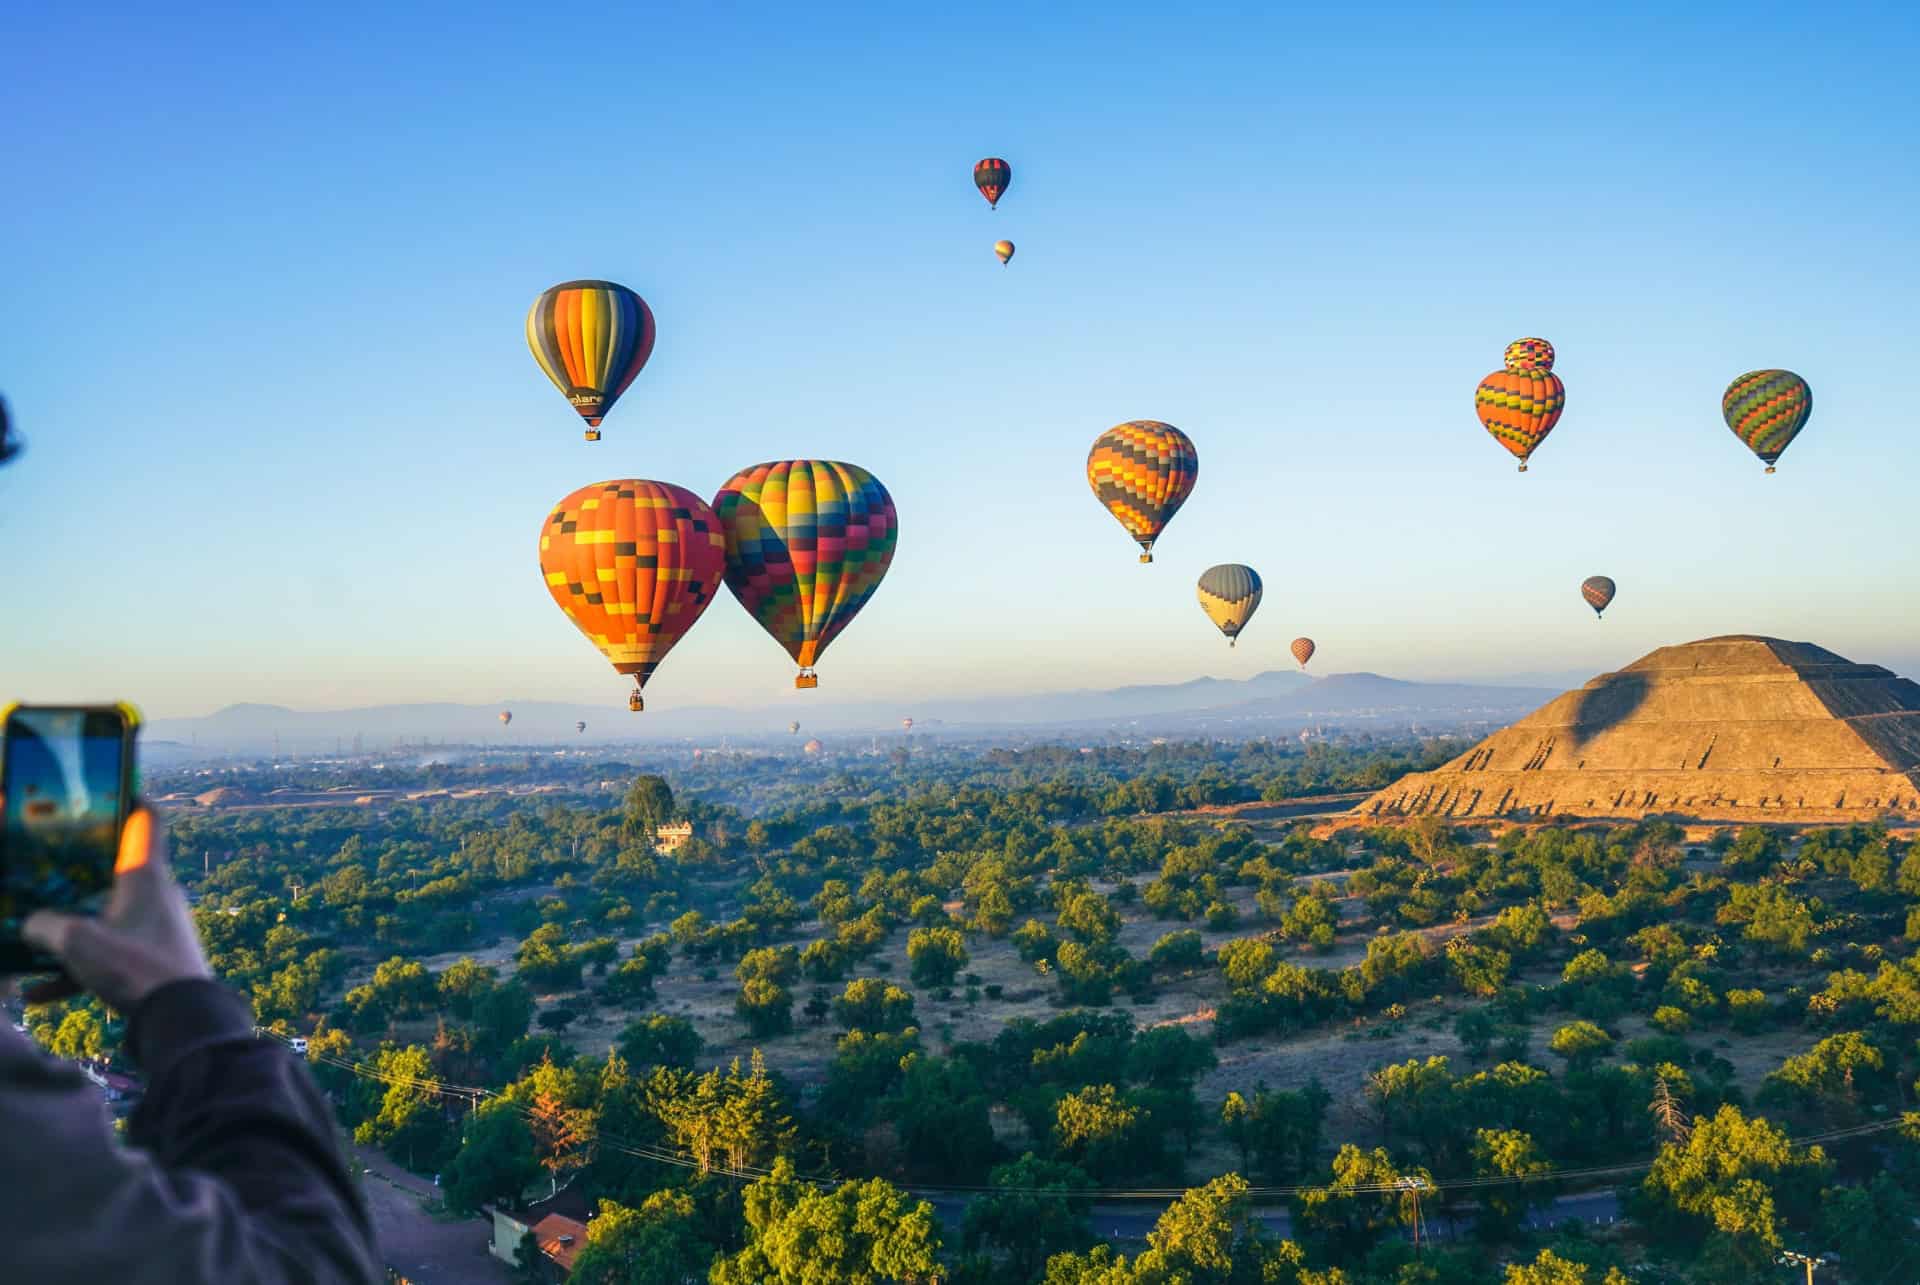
[1359,637,1920,823]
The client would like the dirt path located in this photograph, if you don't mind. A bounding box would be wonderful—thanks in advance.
[353,1144,511,1285]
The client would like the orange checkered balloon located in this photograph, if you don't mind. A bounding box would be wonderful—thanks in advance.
[1087,421,1198,563]
[538,480,727,710]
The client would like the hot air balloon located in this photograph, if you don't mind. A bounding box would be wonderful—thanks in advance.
[803,738,824,755]
[974,158,1011,209]
[1475,338,1565,472]
[1087,421,1198,563]
[526,280,657,442]
[902,717,914,732]
[994,240,1015,266]
[1723,370,1811,473]
[713,460,898,690]
[1581,576,1616,619]
[576,721,587,734]
[788,721,801,735]
[499,711,512,726]
[1290,637,1316,670]
[538,479,727,710]
[0,398,20,467]
[1196,564,1262,647]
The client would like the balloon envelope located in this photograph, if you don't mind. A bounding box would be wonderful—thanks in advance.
[1581,576,1617,617]
[538,479,727,707]
[1086,421,1198,562]
[499,711,512,726]
[576,721,587,733]
[1291,637,1316,669]
[1475,338,1564,471]
[1196,564,1262,645]
[527,281,657,436]
[994,240,1015,265]
[1723,370,1811,471]
[713,460,898,686]
[974,157,1011,208]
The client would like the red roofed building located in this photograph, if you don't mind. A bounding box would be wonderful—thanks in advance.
[531,1214,588,1275]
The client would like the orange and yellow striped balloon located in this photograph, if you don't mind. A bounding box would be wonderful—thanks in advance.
[527,280,657,441]
[537,480,726,709]
[1475,338,1564,472]
[1087,421,1198,562]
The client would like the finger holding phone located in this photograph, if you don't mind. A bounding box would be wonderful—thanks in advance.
[0,704,209,1010]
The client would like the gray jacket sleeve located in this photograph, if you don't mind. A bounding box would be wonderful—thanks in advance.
[0,979,380,1283]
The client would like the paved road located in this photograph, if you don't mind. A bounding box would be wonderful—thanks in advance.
[352,1144,511,1285]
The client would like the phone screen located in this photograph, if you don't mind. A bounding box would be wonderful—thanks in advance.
[1,707,132,965]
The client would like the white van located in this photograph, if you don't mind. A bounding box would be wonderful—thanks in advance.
[289,1037,309,1055]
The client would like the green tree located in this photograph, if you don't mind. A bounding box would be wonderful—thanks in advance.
[907,926,969,989]
[616,1014,703,1070]
[353,1044,457,1172]
[834,977,918,1032]
[1220,1081,1329,1183]
[709,1157,942,1284]
[1504,1249,1630,1284]
[962,1153,1093,1282]
[622,774,675,839]
[1638,1105,1830,1272]
[1452,1009,1496,1061]
[1471,1128,1552,1238]
[1817,1173,1920,1282]
[1296,1144,1431,1262]
[1057,892,1121,947]
[443,1101,540,1214]
[568,1190,710,1285]
[1548,1021,1614,1071]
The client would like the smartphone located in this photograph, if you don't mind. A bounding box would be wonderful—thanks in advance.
[0,704,140,972]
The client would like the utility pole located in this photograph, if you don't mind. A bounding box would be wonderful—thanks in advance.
[1776,1251,1826,1284]
[1396,1176,1431,1253]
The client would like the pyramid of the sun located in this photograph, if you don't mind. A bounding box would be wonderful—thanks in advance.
[1359,636,1920,823]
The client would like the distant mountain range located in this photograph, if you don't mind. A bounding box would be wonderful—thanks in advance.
[144,670,1558,756]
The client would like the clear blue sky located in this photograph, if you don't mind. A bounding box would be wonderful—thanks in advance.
[3,2,1916,718]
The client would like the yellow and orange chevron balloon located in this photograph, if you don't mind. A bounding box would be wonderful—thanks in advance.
[1087,421,1198,562]
[1475,337,1565,472]
[526,280,657,442]
[537,480,727,710]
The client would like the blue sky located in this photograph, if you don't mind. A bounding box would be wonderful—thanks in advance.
[3,3,1916,718]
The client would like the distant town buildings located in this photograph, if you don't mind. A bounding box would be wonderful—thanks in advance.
[488,1209,587,1276]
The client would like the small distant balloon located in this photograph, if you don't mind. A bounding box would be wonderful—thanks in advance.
[1290,637,1316,670]
[1723,370,1811,473]
[1476,338,1565,472]
[1581,576,1617,619]
[974,157,1011,208]
[526,280,657,442]
[576,721,587,734]
[789,721,801,735]
[0,398,20,466]
[1087,421,1199,563]
[994,240,1015,266]
[902,717,914,732]
[1196,564,1262,647]
[803,738,824,755]
[499,711,513,726]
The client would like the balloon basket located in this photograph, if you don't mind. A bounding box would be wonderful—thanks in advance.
[795,671,819,690]
[1518,463,1529,473]
[584,429,602,442]
[1765,465,1777,474]
[1139,553,1153,564]
[628,691,644,712]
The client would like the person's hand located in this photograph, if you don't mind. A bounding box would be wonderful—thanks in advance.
[22,808,212,1012]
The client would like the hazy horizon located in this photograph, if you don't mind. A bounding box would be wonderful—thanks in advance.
[6,4,1916,718]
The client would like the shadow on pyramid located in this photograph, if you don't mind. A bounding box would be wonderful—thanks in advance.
[1356,636,1920,824]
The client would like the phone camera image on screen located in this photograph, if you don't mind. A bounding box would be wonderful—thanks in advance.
[1,708,129,951]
